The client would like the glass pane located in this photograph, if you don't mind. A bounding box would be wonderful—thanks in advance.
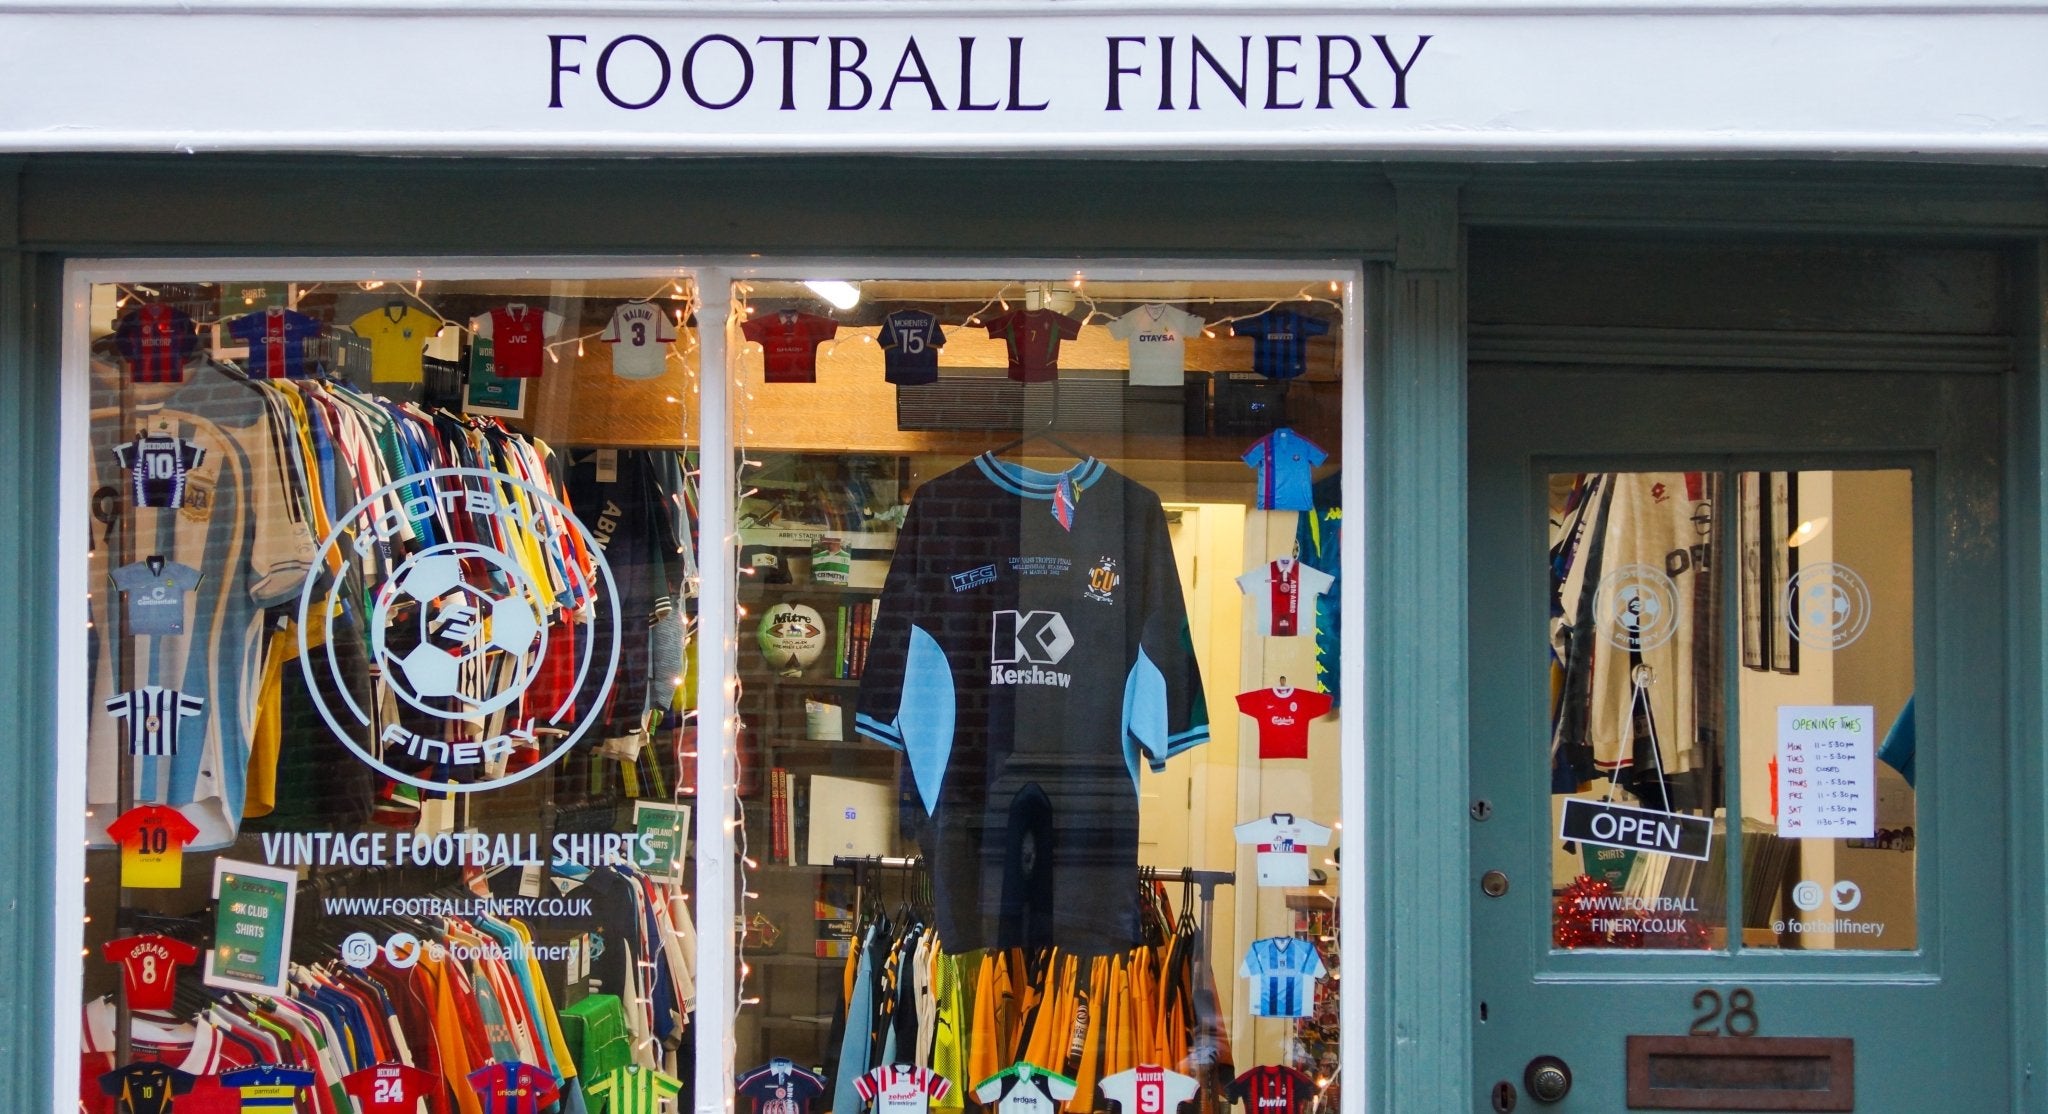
[1737,470,1916,952]
[727,276,1350,1112]
[1548,472,1727,950]
[76,273,700,1112]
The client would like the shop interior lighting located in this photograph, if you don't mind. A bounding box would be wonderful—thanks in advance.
[1787,516,1830,547]
[803,280,861,309]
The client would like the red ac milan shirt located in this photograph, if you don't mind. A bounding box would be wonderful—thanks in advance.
[102,934,199,1012]
[115,305,202,384]
[1226,1066,1318,1114]
[1235,686,1334,760]
[985,308,1082,382]
[742,310,839,383]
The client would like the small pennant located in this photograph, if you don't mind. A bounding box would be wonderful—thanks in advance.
[1052,477,1077,531]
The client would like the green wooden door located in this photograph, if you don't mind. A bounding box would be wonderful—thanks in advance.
[1468,368,2009,1112]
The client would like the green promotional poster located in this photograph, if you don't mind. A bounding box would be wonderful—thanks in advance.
[205,860,298,996]
[634,801,691,883]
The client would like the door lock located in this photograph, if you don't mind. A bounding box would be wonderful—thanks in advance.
[1523,1056,1572,1103]
[1481,870,1510,897]
[1489,1080,1518,1112]
[1471,799,1493,821]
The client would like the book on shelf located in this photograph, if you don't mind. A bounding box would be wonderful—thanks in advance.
[769,767,791,863]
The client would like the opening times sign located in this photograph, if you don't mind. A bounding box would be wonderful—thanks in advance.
[1778,705,1876,839]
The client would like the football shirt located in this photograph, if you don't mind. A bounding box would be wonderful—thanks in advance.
[114,431,207,509]
[877,309,948,385]
[112,558,203,636]
[102,934,200,1011]
[99,1062,197,1114]
[227,308,323,379]
[1232,812,1334,886]
[984,308,1082,382]
[105,686,205,755]
[587,1064,684,1114]
[974,1063,1076,1114]
[105,805,200,889]
[855,1064,951,1114]
[1226,1066,1318,1114]
[1233,688,1334,761]
[737,1058,829,1114]
[114,304,201,384]
[1096,1066,1198,1114]
[1239,937,1327,1018]
[342,1063,441,1114]
[349,305,445,384]
[1242,428,1326,512]
[742,310,839,383]
[469,1061,560,1114]
[1230,309,1329,380]
[1235,558,1335,638]
[602,301,679,380]
[218,1065,317,1110]
[472,304,565,379]
[1107,304,1206,386]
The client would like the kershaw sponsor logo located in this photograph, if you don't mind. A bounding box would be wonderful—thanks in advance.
[991,610,1073,686]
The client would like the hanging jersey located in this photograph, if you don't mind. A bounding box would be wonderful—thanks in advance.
[1097,1065,1198,1114]
[742,310,839,383]
[855,1064,951,1114]
[115,431,208,508]
[1107,304,1206,386]
[342,1063,441,1114]
[468,1061,560,1114]
[1241,428,1326,512]
[101,934,199,1011]
[105,805,200,889]
[218,1064,316,1110]
[1230,309,1329,380]
[602,301,679,380]
[226,308,323,379]
[1235,558,1334,638]
[1239,937,1327,1018]
[737,1058,829,1114]
[99,1062,197,1114]
[105,686,205,755]
[112,558,203,636]
[973,1063,1076,1114]
[586,1064,683,1114]
[1232,687,1334,760]
[349,305,445,384]
[984,308,1082,382]
[472,304,565,379]
[1226,1066,1318,1114]
[878,309,948,385]
[856,455,1208,954]
[1232,813,1334,886]
[115,304,201,384]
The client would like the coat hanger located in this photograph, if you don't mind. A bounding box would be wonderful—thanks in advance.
[986,421,1086,464]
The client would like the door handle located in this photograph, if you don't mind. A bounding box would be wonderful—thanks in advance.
[1523,1056,1572,1103]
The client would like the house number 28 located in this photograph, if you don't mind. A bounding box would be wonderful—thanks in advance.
[1689,988,1759,1037]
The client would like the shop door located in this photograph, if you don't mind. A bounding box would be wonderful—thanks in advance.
[1469,368,2009,1113]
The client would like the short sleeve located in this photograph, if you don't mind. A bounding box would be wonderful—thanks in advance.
[1045,1075,1078,1102]
[172,564,203,591]
[1172,308,1206,336]
[1235,690,1263,718]
[1163,1074,1199,1111]
[413,309,445,338]
[600,307,624,343]
[741,317,768,343]
[1307,947,1329,977]
[1233,570,1259,597]
[984,312,1009,340]
[655,308,679,343]
[588,1074,616,1099]
[1301,566,1336,598]
[973,1076,1004,1103]
[104,693,131,718]
[1057,313,1082,340]
[111,564,144,592]
[471,313,495,339]
[227,314,256,344]
[927,1075,953,1100]
[165,809,200,844]
[1230,312,1269,338]
[929,319,947,348]
[1241,437,1269,471]
[1302,690,1334,720]
[167,937,200,964]
[543,310,567,335]
[1238,948,1259,978]
[1300,435,1329,468]
[810,315,840,341]
[349,311,381,337]
[1107,310,1137,341]
[1302,314,1331,338]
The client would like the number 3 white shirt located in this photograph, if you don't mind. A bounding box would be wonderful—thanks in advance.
[602,301,679,379]
[1098,1066,1199,1114]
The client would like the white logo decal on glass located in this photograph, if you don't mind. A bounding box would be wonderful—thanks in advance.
[1783,562,1873,650]
[1594,563,1682,652]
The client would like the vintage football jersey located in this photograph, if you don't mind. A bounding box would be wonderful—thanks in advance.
[1097,1066,1198,1114]
[227,308,323,379]
[1232,687,1334,760]
[877,309,948,385]
[736,1058,829,1114]
[742,310,839,383]
[1239,937,1327,1018]
[112,557,203,636]
[342,1063,442,1114]
[469,1061,561,1114]
[1107,304,1206,386]
[983,308,1081,382]
[217,1065,316,1110]
[349,304,445,383]
[114,304,201,384]
[114,431,208,508]
[602,301,680,379]
[973,1063,1076,1114]
[587,1064,684,1114]
[856,454,1207,954]
[472,304,565,379]
[1230,309,1329,380]
[99,1062,197,1114]
[855,1064,951,1114]
[1232,812,1333,886]
[1242,428,1326,512]
[105,686,205,755]
[1226,1066,1318,1114]
[104,805,200,888]
[1235,558,1334,638]
[101,934,199,1012]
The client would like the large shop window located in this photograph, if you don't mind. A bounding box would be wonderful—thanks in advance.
[66,269,704,1114]
[722,272,1357,1114]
